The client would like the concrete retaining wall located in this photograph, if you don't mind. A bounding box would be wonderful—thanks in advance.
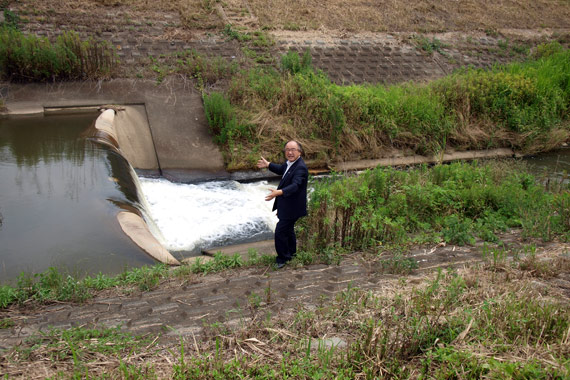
[331,148,516,172]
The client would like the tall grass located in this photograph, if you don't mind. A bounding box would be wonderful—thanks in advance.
[0,28,118,81]
[299,160,570,253]
[205,44,570,170]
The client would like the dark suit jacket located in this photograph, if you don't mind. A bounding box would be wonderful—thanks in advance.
[268,157,308,220]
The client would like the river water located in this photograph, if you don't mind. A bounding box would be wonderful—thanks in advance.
[523,148,570,181]
[0,114,154,283]
[1,113,569,283]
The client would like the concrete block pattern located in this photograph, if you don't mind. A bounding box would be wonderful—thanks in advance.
[14,3,549,89]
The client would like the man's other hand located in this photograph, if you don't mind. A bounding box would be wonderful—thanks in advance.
[265,188,283,201]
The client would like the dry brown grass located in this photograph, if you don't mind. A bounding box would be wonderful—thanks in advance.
[237,0,570,33]
[15,0,179,13]
[200,0,570,33]
[243,0,570,32]
[10,0,570,33]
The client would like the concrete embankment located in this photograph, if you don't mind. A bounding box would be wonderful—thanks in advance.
[330,148,517,172]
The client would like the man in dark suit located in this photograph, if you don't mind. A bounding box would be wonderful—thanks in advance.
[257,140,308,268]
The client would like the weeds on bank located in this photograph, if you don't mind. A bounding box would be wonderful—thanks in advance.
[0,250,279,309]
[300,160,570,254]
[0,28,118,81]
[144,25,272,86]
[175,250,276,277]
[4,325,157,378]
[0,264,171,309]
[5,254,568,379]
[412,34,448,55]
[222,24,275,49]
[204,44,570,169]
[149,49,238,87]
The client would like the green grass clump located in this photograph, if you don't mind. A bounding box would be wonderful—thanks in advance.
[299,161,570,253]
[13,267,92,304]
[0,28,118,81]
[204,46,570,170]
[0,250,279,309]
[0,264,171,309]
[280,49,313,75]
[204,92,253,145]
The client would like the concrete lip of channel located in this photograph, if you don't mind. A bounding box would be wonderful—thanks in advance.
[117,211,181,265]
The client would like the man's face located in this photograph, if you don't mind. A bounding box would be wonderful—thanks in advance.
[284,141,301,162]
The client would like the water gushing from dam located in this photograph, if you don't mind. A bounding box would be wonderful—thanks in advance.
[138,178,278,255]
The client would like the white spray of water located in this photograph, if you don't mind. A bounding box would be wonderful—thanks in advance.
[138,177,278,252]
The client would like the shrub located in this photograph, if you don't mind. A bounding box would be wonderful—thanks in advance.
[281,49,312,75]
[175,49,237,89]
[203,92,254,145]
[299,161,568,253]
[0,285,17,309]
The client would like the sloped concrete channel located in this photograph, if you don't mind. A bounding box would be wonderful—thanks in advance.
[1,80,229,265]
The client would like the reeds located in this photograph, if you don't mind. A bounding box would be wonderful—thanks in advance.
[207,45,570,170]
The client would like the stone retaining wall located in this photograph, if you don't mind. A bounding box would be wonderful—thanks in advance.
[11,4,566,86]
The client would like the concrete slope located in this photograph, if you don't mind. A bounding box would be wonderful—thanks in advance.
[114,105,159,171]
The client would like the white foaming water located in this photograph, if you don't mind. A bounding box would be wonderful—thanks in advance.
[138,177,278,253]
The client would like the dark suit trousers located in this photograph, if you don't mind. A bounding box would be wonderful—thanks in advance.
[274,218,298,264]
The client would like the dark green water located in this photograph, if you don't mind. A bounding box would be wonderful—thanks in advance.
[0,114,154,284]
[523,147,570,181]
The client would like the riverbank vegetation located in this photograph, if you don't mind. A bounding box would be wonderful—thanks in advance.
[2,247,569,378]
[0,250,278,309]
[300,160,570,255]
[0,23,118,81]
[204,44,570,170]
